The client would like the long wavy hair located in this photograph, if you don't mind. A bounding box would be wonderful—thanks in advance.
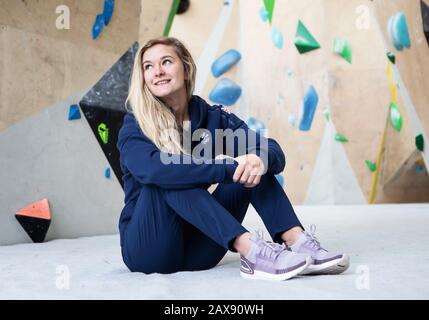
[125,37,196,154]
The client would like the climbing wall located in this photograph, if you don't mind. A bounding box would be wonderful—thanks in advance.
[373,0,429,202]
[170,0,429,204]
[1,0,428,245]
[0,0,175,245]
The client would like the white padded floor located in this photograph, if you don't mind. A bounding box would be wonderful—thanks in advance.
[1,204,428,300]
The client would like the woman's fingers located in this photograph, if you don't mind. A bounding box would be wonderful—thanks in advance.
[246,172,257,185]
[233,163,246,182]
[239,165,252,184]
[233,156,264,187]
[252,174,261,186]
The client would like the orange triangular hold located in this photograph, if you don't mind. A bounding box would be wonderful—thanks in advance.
[16,198,51,220]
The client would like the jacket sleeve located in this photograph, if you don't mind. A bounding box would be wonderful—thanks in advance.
[220,109,286,175]
[118,116,238,189]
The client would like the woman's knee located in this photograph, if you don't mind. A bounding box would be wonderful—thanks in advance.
[122,247,183,274]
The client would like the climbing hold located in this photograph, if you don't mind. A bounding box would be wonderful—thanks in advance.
[295,20,321,54]
[386,51,396,64]
[389,102,402,132]
[299,85,318,131]
[177,0,190,14]
[422,0,429,47]
[275,174,284,187]
[247,117,266,135]
[209,78,242,106]
[15,198,51,243]
[105,167,111,178]
[333,37,352,63]
[103,0,115,26]
[246,117,266,135]
[98,122,109,144]
[323,108,330,122]
[92,14,104,40]
[288,114,296,126]
[416,165,425,174]
[335,133,349,142]
[387,12,411,51]
[68,104,81,120]
[365,160,377,172]
[263,0,275,24]
[260,7,269,22]
[271,27,283,49]
[211,49,241,78]
[416,134,424,151]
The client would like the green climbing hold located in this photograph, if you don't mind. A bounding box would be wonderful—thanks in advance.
[386,51,396,64]
[365,160,377,172]
[323,108,330,122]
[98,123,109,144]
[263,0,275,24]
[415,134,424,151]
[333,37,352,63]
[335,133,349,142]
[389,102,403,132]
[295,20,321,54]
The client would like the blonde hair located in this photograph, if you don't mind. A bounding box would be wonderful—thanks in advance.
[125,37,196,154]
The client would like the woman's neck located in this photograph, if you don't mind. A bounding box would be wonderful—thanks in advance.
[162,91,189,125]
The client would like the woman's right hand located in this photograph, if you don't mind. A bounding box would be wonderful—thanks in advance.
[233,154,265,188]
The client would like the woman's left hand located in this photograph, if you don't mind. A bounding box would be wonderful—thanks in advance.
[233,154,265,188]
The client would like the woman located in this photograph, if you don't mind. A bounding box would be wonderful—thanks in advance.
[117,37,349,281]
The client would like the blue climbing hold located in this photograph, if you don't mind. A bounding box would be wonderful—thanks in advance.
[68,104,81,120]
[288,114,296,126]
[387,12,411,51]
[209,78,242,106]
[271,27,283,49]
[416,165,425,174]
[105,167,111,178]
[259,6,269,22]
[211,49,241,78]
[299,85,319,131]
[92,14,104,40]
[275,174,284,187]
[103,0,115,26]
[246,117,266,135]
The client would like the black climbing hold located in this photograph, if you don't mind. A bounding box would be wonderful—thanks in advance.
[79,42,139,188]
[177,0,190,14]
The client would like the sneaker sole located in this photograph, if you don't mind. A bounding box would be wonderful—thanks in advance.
[301,254,350,275]
[240,256,312,281]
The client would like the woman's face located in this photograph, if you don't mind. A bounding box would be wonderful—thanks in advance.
[142,44,187,100]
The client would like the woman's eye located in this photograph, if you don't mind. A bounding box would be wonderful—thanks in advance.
[144,64,152,70]
[163,59,172,65]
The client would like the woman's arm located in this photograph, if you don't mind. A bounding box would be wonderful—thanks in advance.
[118,119,238,189]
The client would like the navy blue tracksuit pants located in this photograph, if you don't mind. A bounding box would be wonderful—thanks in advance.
[121,173,303,274]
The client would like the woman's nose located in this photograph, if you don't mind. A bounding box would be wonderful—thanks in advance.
[154,63,165,76]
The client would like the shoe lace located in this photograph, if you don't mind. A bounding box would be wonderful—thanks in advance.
[304,224,326,252]
[255,230,286,259]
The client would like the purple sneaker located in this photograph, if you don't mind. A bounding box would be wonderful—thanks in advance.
[289,224,350,275]
[240,231,311,281]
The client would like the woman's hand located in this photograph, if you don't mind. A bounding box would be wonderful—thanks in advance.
[233,154,265,188]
